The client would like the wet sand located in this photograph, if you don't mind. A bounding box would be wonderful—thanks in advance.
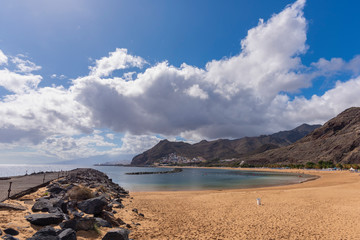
[129,169,360,239]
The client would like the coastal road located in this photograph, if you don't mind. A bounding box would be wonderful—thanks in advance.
[0,171,68,202]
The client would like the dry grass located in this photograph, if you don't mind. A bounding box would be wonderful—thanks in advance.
[67,185,94,201]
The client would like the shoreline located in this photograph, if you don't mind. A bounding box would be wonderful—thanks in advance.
[127,165,322,193]
[1,166,359,239]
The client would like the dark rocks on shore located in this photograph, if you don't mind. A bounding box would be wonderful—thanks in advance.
[31,198,53,212]
[25,213,64,226]
[23,168,136,239]
[77,196,107,215]
[3,229,18,236]
[102,228,130,240]
[95,218,112,228]
[58,228,76,240]
[27,226,58,240]
[26,226,76,240]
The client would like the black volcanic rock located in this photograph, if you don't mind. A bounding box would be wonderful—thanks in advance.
[77,196,107,215]
[28,226,59,240]
[131,124,321,165]
[25,213,64,226]
[3,228,19,236]
[58,228,76,240]
[32,199,53,212]
[102,228,129,240]
[242,107,360,165]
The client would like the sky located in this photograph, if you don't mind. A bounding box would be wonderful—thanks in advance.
[0,0,360,165]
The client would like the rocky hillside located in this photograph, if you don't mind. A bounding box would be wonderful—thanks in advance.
[241,107,360,165]
[131,124,320,165]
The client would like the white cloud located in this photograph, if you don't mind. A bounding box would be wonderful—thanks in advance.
[280,77,360,125]
[0,86,93,144]
[111,134,162,155]
[37,133,116,159]
[0,50,8,65]
[89,48,147,77]
[106,133,115,140]
[51,74,67,79]
[0,69,42,93]
[1,0,360,161]
[185,84,208,100]
[71,0,311,140]
[11,55,41,73]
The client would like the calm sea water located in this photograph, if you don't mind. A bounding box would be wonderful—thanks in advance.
[0,164,311,192]
[0,164,80,177]
[93,166,311,191]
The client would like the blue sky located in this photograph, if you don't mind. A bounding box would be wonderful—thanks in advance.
[0,0,360,164]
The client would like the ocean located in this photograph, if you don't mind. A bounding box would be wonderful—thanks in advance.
[0,164,312,192]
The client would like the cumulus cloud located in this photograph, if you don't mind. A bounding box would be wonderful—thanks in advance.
[71,0,311,139]
[37,133,116,159]
[89,48,147,77]
[111,134,163,155]
[185,84,209,100]
[0,86,93,144]
[0,69,42,93]
[1,0,360,162]
[11,55,42,73]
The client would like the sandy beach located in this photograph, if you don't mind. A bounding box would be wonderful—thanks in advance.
[128,168,360,239]
[1,168,360,239]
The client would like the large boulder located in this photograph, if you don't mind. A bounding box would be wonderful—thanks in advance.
[51,198,68,214]
[25,213,64,226]
[58,229,76,240]
[77,196,107,215]
[95,218,112,228]
[32,199,53,212]
[102,228,129,240]
[27,226,59,240]
[100,211,125,227]
[60,217,96,231]
[48,186,65,195]
[59,219,77,230]
[76,217,96,231]
[3,228,19,236]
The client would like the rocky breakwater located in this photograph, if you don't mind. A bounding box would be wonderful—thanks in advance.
[4,168,144,240]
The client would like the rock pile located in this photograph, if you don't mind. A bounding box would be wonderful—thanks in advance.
[21,168,136,240]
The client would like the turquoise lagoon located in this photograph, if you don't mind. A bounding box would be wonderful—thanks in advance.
[93,166,312,192]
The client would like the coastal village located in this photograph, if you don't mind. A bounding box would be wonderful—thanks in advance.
[156,152,206,165]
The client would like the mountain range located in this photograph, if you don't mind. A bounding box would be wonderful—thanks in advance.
[239,107,360,165]
[131,123,321,165]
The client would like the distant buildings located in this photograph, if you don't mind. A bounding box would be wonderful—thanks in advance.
[158,152,205,165]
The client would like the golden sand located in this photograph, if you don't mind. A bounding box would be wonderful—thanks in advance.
[1,169,360,239]
[129,169,360,240]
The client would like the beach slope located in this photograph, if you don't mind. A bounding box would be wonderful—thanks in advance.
[130,169,360,239]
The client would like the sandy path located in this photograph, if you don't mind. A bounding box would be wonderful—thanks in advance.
[128,169,360,240]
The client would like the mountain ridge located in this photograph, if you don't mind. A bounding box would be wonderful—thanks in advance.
[131,123,321,165]
[239,107,360,165]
